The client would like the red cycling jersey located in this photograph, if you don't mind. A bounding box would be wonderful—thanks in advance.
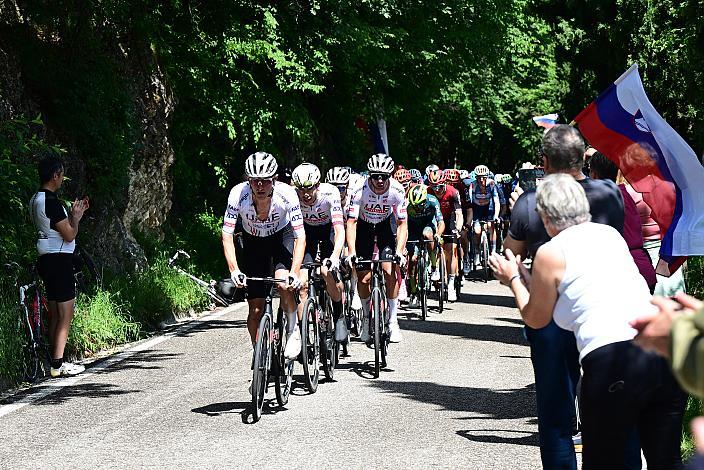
[429,185,461,222]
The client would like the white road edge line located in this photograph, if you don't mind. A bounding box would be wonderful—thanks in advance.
[0,303,247,419]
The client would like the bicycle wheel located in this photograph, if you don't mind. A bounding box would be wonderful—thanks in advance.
[371,286,383,378]
[19,314,41,382]
[321,297,337,381]
[301,297,320,393]
[481,231,490,282]
[417,254,428,321]
[251,313,272,423]
[437,248,445,313]
[274,310,293,407]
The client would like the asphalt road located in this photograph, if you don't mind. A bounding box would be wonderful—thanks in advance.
[0,279,546,469]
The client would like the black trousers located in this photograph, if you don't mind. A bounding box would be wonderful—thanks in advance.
[580,340,687,470]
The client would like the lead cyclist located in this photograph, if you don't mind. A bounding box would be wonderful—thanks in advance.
[222,152,306,361]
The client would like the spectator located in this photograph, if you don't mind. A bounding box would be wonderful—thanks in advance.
[492,174,686,469]
[621,176,687,297]
[29,155,89,377]
[503,124,625,469]
[589,151,657,292]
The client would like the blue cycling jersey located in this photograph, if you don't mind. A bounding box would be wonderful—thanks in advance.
[470,180,499,210]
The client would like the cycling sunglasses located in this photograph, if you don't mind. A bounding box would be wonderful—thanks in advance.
[370,173,390,182]
[335,184,348,193]
[249,178,274,185]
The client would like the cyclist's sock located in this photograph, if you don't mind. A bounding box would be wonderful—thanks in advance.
[388,298,399,325]
[332,300,343,321]
[491,239,497,252]
[285,309,298,334]
[448,274,455,286]
[50,357,63,369]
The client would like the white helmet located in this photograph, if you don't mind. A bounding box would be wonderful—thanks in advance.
[245,152,278,178]
[474,164,490,176]
[425,164,439,176]
[459,169,470,179]
[291,163,321,189]
[326,166,350,185]
[367,153,394,174]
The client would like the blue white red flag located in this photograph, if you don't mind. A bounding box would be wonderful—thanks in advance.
[575,64,704,276]
[532,113,559,129]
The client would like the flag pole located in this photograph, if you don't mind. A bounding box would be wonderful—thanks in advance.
[615,63,639,86]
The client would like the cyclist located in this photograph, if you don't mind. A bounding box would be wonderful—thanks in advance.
[409,168,423,185]
[423,164,439,184]
[222,152,305,361]
[326,166,364,311]
[291,163,347,341]
[468,164,500,265]
[444,168,469,282]
[427,169,463,302]
[394,168,413,191]
[346,153,408,343]
[405,184,444,308]
[29,155,89,377]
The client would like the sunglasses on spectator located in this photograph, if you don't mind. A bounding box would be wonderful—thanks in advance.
[370,173,390,182]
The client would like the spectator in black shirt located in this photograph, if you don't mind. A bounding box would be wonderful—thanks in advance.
[29,155,89,377]
[503,125,626,470]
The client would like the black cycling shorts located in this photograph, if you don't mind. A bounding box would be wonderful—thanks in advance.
[353,217,395,271]
[472,204,492,224]
[38,253,75,302]
[241,224,295,299]
[303,222,334,264]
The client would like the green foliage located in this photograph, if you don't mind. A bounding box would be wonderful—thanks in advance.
[686,257,704,299]
[681,396,704,459]
[111,258,209,328]
[67,291,141,356]
[0,293,24,382]
[0,116,63,266]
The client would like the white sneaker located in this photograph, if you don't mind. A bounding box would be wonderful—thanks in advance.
[284,329,302,359]
[335,317,348,342]
[431,269,440,282]
[359,316,370,342]
[389,323,403,343]
[408,295,419,309]
[50,362,85,378]
[448,285,457,302]
[351,292,363,310]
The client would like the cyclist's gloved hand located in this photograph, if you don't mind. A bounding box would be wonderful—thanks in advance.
[396,252,407,268]
[230,269,247,288]
[346,254,358,269]
[287,273,302,290]
[323,257,340,271]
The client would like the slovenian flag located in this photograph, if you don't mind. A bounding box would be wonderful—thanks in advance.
[532,113,559,129]
[575,64,704,276]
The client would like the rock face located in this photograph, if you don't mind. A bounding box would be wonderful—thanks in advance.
[0,11,176,273]
[122,45,176,244]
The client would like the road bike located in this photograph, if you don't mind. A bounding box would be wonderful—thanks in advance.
[470,221,492,282]
[249,277,295,423]
[6,262,49,382]
[407,239,433,320]
[340,263,361,355]
[355,253,400,378]
[442,232,463,301]
[432,240,446,314]
[168,250,236,307]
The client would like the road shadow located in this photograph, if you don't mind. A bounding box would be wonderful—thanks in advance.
[192,399,289,424]
[457,429,540,447]
[335,360,393,379]
[175,319,247,337]
[398,319,527,346]
[463,293,517,308]
[94,351,183,374]
[32,382,141,405]
[369,380,536,421]
[492,317,525,327]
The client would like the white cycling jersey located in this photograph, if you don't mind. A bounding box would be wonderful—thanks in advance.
[348,178,407,224]
[300,182,344,227]
[223,181,304,238]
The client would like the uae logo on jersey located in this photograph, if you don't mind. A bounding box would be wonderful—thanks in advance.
[365,203,391,214]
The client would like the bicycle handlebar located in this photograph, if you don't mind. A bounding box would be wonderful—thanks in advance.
[245,277,288,283]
